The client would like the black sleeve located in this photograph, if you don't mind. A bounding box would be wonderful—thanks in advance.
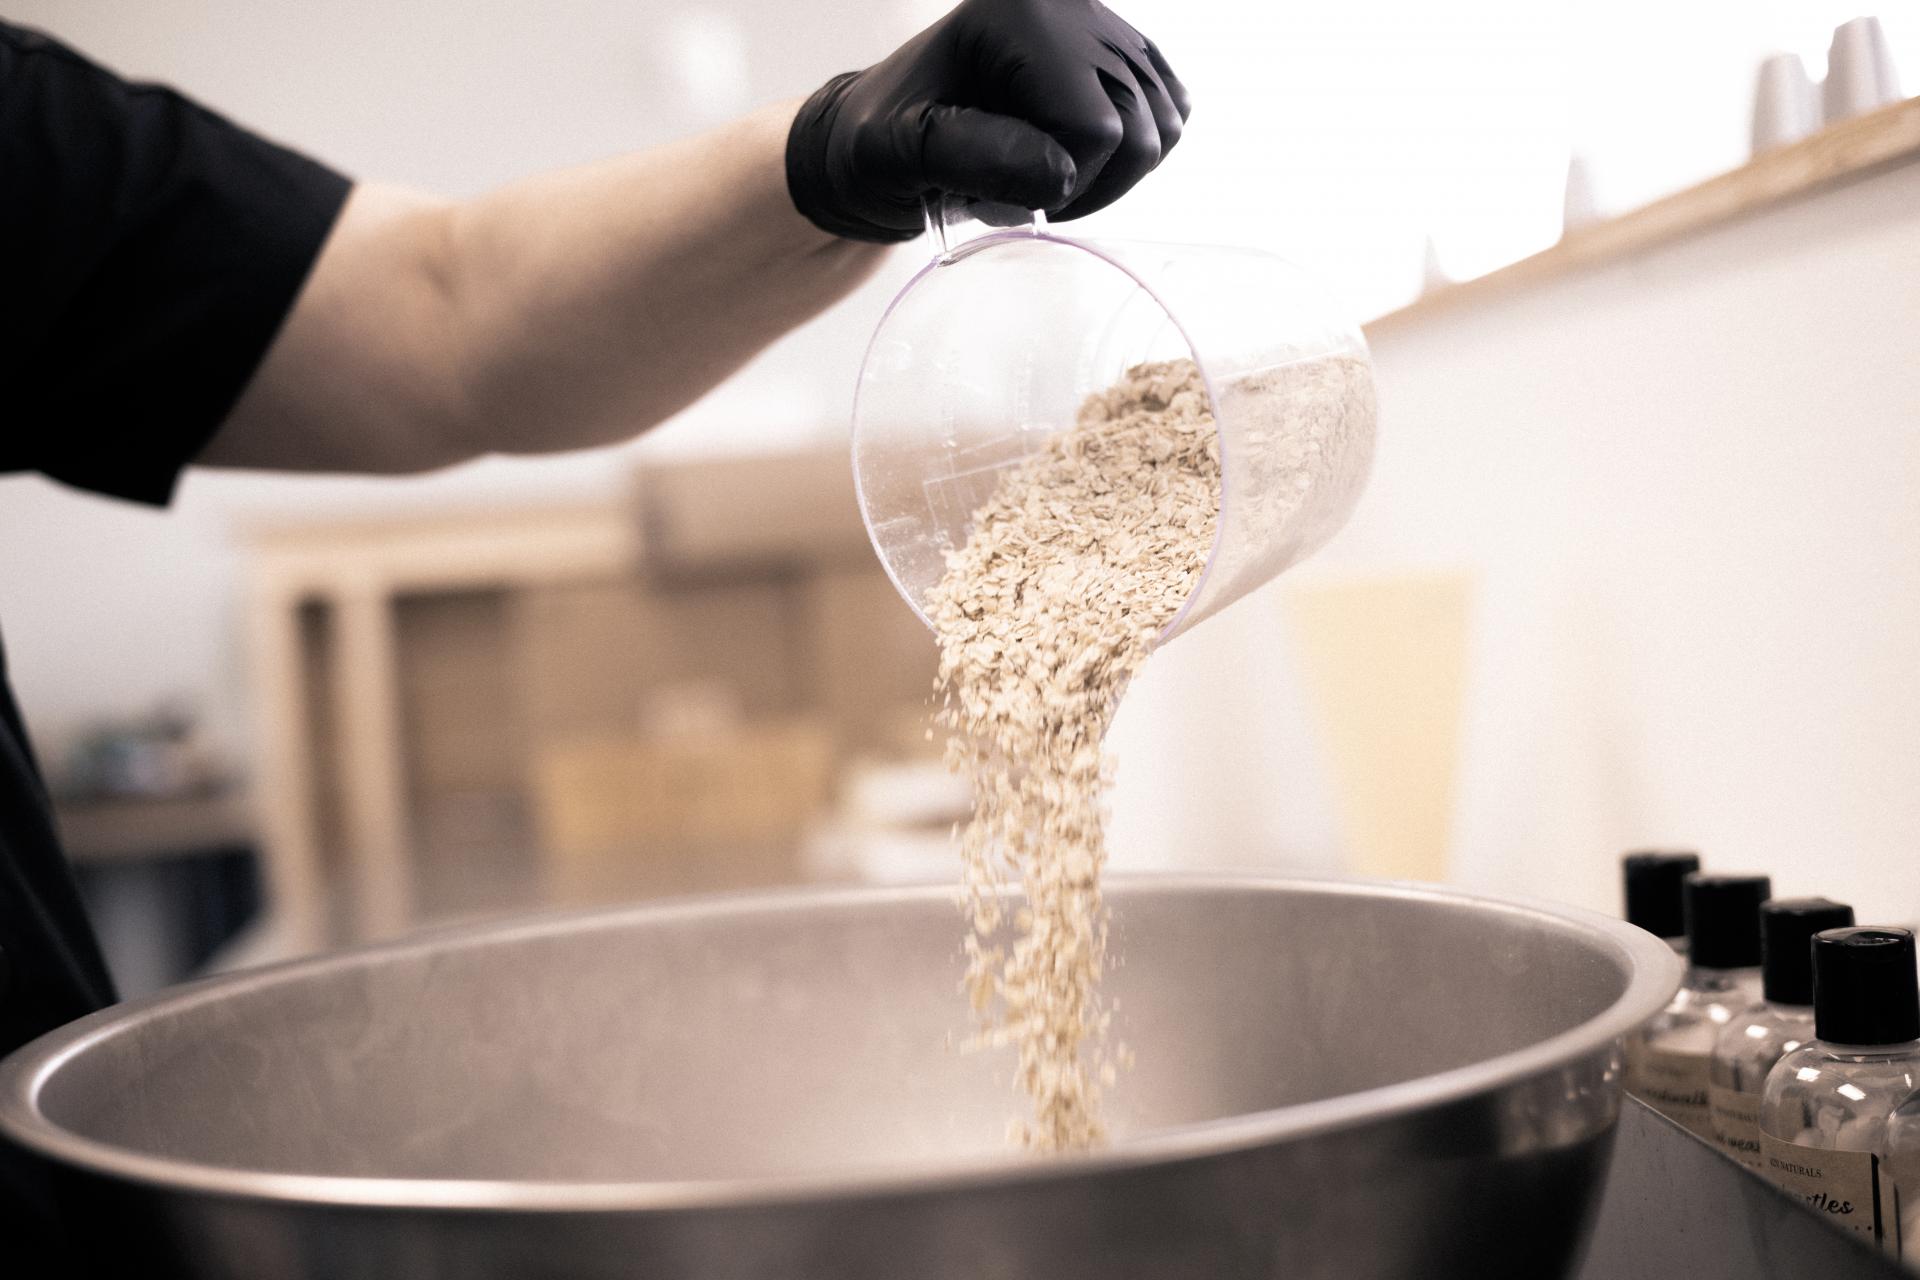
[0,21,351,505]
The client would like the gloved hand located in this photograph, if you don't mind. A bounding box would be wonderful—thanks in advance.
[785,0,1191,243]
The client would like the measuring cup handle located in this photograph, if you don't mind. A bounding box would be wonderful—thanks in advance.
[921,194,1049,261]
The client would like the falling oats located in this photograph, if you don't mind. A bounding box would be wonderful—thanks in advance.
[926,353,1373,1152]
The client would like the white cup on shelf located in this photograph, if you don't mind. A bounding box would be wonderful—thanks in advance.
[1562,153,1602,233]
[1823,16,1903,123]
[1751,52,1820,154]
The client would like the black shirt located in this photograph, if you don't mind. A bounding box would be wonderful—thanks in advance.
[0,18,348,1236]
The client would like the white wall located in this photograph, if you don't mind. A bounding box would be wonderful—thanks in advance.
[1116,158,1920,923]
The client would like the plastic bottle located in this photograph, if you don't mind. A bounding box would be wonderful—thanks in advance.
[1622,850,1700,953]
[1626,873,1769,1139]
[1885,1052,1920,1262]
[1707,897,1854,1168]
[1619,850,1700,1111]
[1759,927,1919,1260]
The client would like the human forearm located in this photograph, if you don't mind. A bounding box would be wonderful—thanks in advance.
[442,102,885,459]
[200,103,885,474]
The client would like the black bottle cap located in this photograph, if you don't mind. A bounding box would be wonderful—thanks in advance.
[1813,927,1920,1046]
[1684,873,1771,968]
[1622,851,1700,939]
[1761,898,1854,1005]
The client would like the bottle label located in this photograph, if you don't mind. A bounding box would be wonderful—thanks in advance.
[1706,1083,1764,1169]
[1625,1042,1714,1140]
[1759,1132,1900,1254]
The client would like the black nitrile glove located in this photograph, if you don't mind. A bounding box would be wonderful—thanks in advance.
[786,0,1191,243]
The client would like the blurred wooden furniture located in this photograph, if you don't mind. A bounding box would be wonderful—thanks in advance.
[53,789,253,866]
[532,721,836,902]
[241,454,937,956]
[54,790,262,996]
[243,503,637,951]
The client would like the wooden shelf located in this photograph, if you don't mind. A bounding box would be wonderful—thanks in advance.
[1368,96,1920,337]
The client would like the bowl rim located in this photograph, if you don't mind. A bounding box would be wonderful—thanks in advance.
[0,872,1682,1214]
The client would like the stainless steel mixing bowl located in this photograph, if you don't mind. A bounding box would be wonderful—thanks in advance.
[0,876,1680,1279]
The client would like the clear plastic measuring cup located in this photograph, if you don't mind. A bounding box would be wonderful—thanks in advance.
[852,206,1377,643]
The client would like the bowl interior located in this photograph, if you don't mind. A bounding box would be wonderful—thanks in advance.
[23,880,1644,1183]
